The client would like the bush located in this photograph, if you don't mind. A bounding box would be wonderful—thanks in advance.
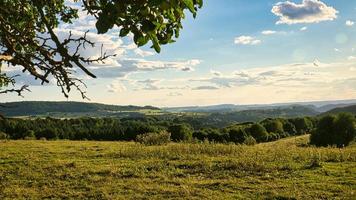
[283,121,297,136]
[193,130,208,141]
[228,127,247,144]
[290,117,314,135]
[262,119,284,134]
[36,128,58,140]
[0,131,8,140]
[248,123,269,142]
[24,130,36,139]
[310,113,356,147]
[168,124,193,142]
[136,131,171,146]
[267,132,280,141]
[243,136,256,146]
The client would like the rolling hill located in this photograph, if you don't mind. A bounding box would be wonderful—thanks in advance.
[0,101,160,117]
[324,104,356,115]
[1,100,354,120]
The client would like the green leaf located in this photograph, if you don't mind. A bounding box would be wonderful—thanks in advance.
[119,28,130,37]
[141,20,156,32]
[137,36,149,47]
[181,0,196,13]
[150,35,161,53]
[96,13,112,34]
[195,0,203,8]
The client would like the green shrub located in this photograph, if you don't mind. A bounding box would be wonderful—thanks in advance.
[36,128,58,140]
[24,130,36,139]
[228,127,247,144]
[290,117,314,135]
[248,123,269,142]
[168,124,193,142]
[267,132,280,141]
[0,131,8,140]
[136,131,171,146]
[193,130,209,141]
[283,121,297,136]
[262,119,284,134]
[310,113,356,147]
[243,136,256,146]
[24,136,36,140]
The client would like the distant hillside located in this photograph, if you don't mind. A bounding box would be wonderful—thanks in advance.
[315,103,356,113]
[164,99,356,113]
[0,101,160,117]
[174,105,319,129]
[324,105,356,115]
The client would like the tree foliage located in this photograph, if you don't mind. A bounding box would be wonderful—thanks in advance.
[311,113,356,147]
[168,123,193,141]
[0,115,319,145]
[249,123,269,142]
[0,0,202,97]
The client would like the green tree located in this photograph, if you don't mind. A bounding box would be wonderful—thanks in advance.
[261,119,284,134]
[290,117,314,135]
[168,124,193,142]
[228,127,247,144]
[0,131,8,140]
[0,0,202,97]
[248,123,269,142]
[282,120,297,136]
[311,113,356,147]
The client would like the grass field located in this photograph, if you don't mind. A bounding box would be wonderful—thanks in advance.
[0,136,355,199]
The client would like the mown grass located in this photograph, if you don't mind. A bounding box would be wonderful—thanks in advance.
[0,135,355,199]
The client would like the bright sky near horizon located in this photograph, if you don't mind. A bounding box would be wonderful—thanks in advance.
[2,0,356,107]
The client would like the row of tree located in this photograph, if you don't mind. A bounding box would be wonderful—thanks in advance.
[0,116,313,142]
[0,113,354,147]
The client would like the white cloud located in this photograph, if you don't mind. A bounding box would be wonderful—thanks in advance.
[137,79,162,90]
[348,56,356,61]
[300,26,308,31]
[234,36,261,45]
[134,48,155,57]
[107,80,127,93]
[134,59,200,72]
[167,92,183,97]
[192,86,220,90]
[89,58,201,78]
[189,61,356,94]
[262,30,277,35]
[272,0,338,24]
[346,20,355,27]
[334,48,341,52]
[210,70,222,76]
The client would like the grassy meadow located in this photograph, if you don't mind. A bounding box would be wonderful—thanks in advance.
[0,135,355,199]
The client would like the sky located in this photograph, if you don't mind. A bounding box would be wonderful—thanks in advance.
[2,0,356,107]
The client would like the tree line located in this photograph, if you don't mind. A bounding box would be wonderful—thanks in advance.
[0,113,354,147]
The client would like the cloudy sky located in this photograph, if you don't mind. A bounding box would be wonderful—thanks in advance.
[2,0,356,107]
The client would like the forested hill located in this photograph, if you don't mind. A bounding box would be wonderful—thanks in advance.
[0,101,160,117]
[324,105,356,115]
[173,105,320,129]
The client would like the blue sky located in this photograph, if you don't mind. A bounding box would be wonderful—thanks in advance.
[2,0,356,106]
